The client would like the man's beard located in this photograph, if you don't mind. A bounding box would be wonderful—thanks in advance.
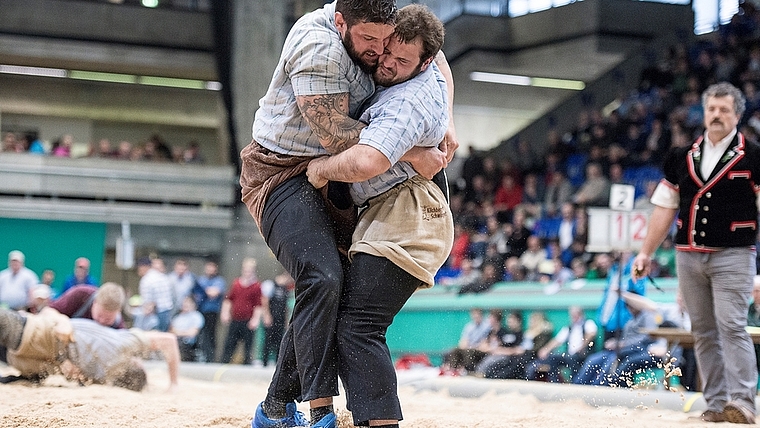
[343,30,377,75]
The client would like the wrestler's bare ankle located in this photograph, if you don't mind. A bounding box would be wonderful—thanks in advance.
[309,397,333,409]
[369,419,397,426]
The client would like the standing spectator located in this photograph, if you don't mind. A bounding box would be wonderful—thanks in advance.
[193,260,226,363]
[137,257,174,332]
[60,257,97,296]
[27,284,52,314]
[170,296,205,362]
[527,306,598,382]
[220,258,263,365]
[0,250,38,311]
[168,258,196,314]
[49,282,126,328]
[633,82,759,424]
[261,272,292,367]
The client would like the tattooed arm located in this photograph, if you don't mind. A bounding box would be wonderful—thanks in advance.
[296,92,367,155]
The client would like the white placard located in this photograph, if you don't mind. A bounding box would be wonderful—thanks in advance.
[609,184,636,212]
[586,208,650,252]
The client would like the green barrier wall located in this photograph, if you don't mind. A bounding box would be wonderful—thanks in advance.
[386,278,680,365]
[0,217,107,296]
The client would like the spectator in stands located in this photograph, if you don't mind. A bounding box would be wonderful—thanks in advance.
[573,290,658,386]
[193,260,226,362]
[115,140,133,160]
[168,258,196,315]
[182,140,205,164]
[543,171,574,214]
[493,174,522,224]
[51,134,73,157]
[439,257,481,292]
[128,294,158,331]
[572,162,611,207]
[260,272,292,367]
[170,295,205,362]
[1,132,17,152]
[519,235,548,281]
[40,269,55,290]
[27,132,45,154]
[220,257,263,365]
[0,250,38,311]
[527,306,597,383]
[458,261,501,295]
[137,256,174,332]
[89,138,115,158]
[473,310,531,379]
[49,282,126,328]
[506,209,532,259]
[443,309,507,374]
[60,257,97,296]
[440,308,492,376]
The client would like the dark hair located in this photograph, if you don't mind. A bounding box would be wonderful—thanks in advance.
[393,4,445,63]
[336,0,397,27]
[112,361,148,392]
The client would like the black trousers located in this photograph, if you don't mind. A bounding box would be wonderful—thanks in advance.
[199,312,219,362]
[262,175,344,402]
[338,253,422,426]
[221,320,255,364]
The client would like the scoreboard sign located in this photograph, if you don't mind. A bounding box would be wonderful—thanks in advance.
[586,208,650,252]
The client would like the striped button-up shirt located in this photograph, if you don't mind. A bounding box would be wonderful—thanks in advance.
[350,63,449,205]
[252,1,375,156]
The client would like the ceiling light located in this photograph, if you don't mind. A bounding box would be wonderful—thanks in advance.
[0,64,66,78]
[469,71,585,90]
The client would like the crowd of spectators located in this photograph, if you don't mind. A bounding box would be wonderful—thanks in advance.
[0,131,205,164]
[441,2,760,294]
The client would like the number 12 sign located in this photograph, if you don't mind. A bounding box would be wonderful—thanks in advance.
[586,208,650,252]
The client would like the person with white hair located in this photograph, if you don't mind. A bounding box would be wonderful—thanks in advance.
[0,250,39,311]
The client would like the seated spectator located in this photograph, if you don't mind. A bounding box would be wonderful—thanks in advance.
[60,257,98,296]
[519,235,548,281]
[541,257,576,295]
[506,209,532,258]
[572,162,611,207]
[170,296,205,362]
[476,310,553,380]
[440,308,492,375]
[652,235,676,278]
[503,256,527,282]
[182,141,205,164]
[115,140,133,160]
[493,175,523,223]
[49,283,126,328]
[573,290,658,386]
[442,309,504,374]
[458,261,501,295]
[473,310,526,378]
[527,306,598,383]
[439,258,481,292]
[89,138,115,158]
[543,171,574,214]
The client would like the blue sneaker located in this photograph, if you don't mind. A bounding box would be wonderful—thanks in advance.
[310,412,336,428]
[252,402,309,428]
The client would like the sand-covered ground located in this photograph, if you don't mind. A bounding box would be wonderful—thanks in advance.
[0,364,734,427]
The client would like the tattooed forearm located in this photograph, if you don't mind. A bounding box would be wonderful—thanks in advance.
[296,93,366,154]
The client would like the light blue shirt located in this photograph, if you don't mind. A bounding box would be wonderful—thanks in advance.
[252,1,374,156]
[350,63,449,205]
